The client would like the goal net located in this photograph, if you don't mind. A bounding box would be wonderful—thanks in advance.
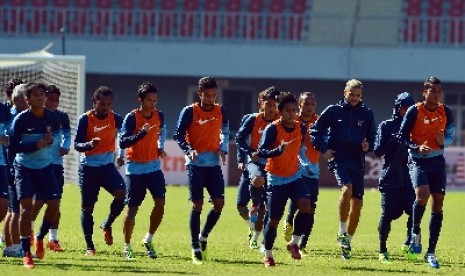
[0,51,85,184]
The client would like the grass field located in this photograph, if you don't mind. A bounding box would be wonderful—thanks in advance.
[1,184,464,275]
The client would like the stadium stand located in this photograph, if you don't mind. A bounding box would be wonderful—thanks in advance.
[113,0,135,36]
[158,0,177,37]
[135,0,155,36]
[223,0,242,39]
[180,0,199,38]
[448,0,465,43]
[266,0,285,40]
[49,0,70,34]
[71,0,91,35]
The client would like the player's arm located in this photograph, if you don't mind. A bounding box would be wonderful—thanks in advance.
[9,115,40,153]
[236,114,251,164]
[158,111,166,151]
[397,105,419,150]
[173,106,194,155]
[443,106,455,148]
[298,124,313,172]
[310,105,331,154]
[374,121,390,157]
[61,112,72,151]
[256,124,283,158]
[365,111,377,152]
[119,112,147,149]
[74,114,93,152]
[219,106,229,154]
[235,115,255,156]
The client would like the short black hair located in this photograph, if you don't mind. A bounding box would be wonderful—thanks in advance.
[137,82,158,100]
[276,92,298,111]
[46,84,61,96]
[299,91,316,104]
[93,86,113,101]
[24,82,47,98]
[424,76,442,90]
[198,76,217,92]
[262,86,280,101]
[5,77,25,98]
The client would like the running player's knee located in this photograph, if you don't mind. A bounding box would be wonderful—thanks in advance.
[192,201,203,212]
[251,177,265,187]
[341,185,353,199]
[113,189,126,201]
[268,219,279,228]
[212,200,224,212]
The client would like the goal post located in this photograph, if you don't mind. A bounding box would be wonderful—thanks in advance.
[0,53,86,184]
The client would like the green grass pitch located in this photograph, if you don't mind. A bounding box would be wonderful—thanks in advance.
[1,184,464,275]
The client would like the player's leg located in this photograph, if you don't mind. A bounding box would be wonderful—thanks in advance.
[34,165,60,259]
[236,169,254,241]
[287,178,311,260]
[78,165,100,255]
[187,165,205,264]
[47,164,65,251]
[142,170,166,259]
[262,184,289,266]
[299,177,318,254]
[122,174,142,260]
[101,164,126,246]
[249,163,265,223]
[199,166,225,258]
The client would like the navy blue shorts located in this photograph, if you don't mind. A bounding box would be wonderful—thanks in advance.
[236,169,251,207]
[127,170,166,207]
[14,163,59,201]
[78,163,126,207]
[53,164,65,197]
[303,176,319,209]
[8,185,19,213]
[0,165,8,199]
[267,178,311,220]
[331,161,364,200]
[380,185,415,221]
[409,155,446,194]
[187,165,224,202]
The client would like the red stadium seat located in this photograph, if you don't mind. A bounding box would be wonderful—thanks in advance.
[26,0,48,33]
[245,0,263,39]
[426,0,444,43]
[288,0,307,40]
[180,0,199,37]
[49,0,70,33]
[266,0,285,39]
[158,0,177,37]
[91,0,112,35]
[404,0,423,42]
[203,0,220,38]
[135,0,155,36]
[113,0,135,36]
[449,0,465,43]
[71,0,90,34]
[222,0,242,39]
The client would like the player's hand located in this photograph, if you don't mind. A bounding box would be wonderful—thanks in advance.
[59,147,69,156]
[219,151,226,165]
[116,156,125,166]
[323,149,335,160]
[142,123,153,133]
[419,141,432,154]
[0,135,8,145]
[251,152,259,163]
[43,126,53,144]
[158,149,167,158]
[90,137,101,148]
[361,138,369,152]
[237,163,245,171]
[436,130,445,148]
[189,150,198,161]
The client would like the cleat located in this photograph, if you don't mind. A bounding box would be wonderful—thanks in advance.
[192,250,202,265]
[100,222,113,245]
[283,222,294,242]
[142,241,158,259]
[200,240,208,260]
[85,249,96,256]
[248,228,253,242]
[299,247,308,257]
[424,253,440,269]
[123,249,136,260]
[409,234,422,254]
[35,239,45,259]
[249,240,259,249]
[401,244,409,253]
[337,233,351,259]
[22,251,35,269]
[379,252,391,264]
[286,243,301,260]
[47,240,65,252]
[249,206,258,223]
[263,256,276,267]
[3,248,23,258]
